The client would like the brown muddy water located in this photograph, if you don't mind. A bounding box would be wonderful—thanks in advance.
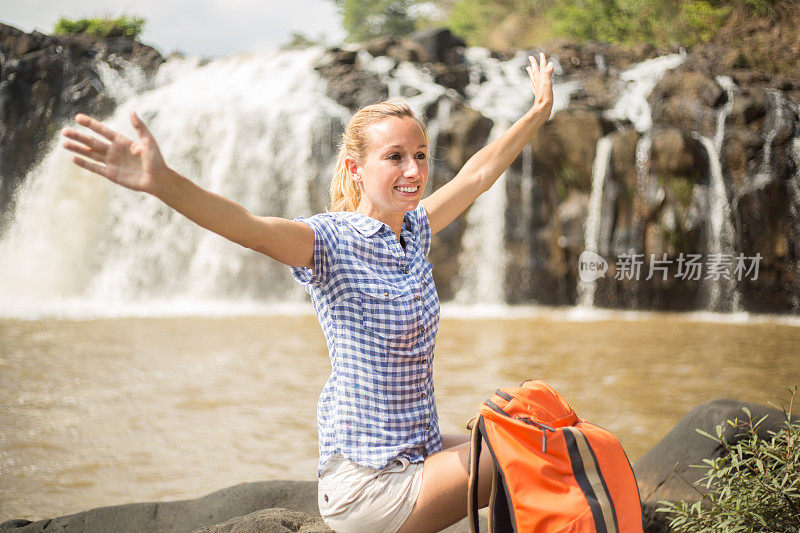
[1,308,799,521]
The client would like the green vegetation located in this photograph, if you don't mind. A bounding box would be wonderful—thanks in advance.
[661,175,696,208]
[281,31,323,50]
[555,164,583,200]
[658,387,800,532]
[53,15,146,40]
[328,0,774,49]
[330,0,418,42]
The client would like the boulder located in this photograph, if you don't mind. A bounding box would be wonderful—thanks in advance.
[634,398,791,528]
[193,509,331,533]
[648,69,728,138]
[0,481,319,533]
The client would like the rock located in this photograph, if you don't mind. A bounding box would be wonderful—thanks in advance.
[649,70,721,138]
[313,48,388,112]
[634,399,790,505]
[531,108,607,192]
[0,481,319,533]
[0,22,164,217]
[406,28,465,66]
[193,509,331,533]
[429,63,469,95]
[649,128,707,181]
[436,103,493,173]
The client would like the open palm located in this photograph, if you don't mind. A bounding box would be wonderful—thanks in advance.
[526,52,555,117]
[61,112,167,193]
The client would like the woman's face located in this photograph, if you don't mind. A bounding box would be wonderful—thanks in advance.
[351,116,429,223]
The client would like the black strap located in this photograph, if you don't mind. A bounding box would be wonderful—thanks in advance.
[468,415,484,533]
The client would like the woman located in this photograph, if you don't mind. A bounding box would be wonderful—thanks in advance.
[61,52,554,533]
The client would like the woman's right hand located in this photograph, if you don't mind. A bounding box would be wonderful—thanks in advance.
[61,111,167,194]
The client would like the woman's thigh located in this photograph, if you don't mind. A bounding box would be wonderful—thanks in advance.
[395,434,493,533]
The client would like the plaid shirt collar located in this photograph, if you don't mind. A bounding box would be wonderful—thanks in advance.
[337,210,418,238]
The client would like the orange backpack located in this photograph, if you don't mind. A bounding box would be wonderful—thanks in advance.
[467,380,643,532]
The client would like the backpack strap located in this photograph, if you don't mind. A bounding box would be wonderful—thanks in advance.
[468,414,484,533]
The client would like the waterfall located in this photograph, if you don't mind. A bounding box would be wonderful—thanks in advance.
[605,52,686,133]
[0,48,350,317]
[577,135,614,307]
[452,49,579,304]
[2,42,793,317]
[697,135,740,312]
[695,76,741,312]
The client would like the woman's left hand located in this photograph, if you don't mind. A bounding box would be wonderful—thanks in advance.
[526,52,555,120]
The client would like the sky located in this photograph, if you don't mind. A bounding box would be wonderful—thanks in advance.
[1,0,346,58]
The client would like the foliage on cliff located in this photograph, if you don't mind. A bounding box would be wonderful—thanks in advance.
[329,0,790,53]
[658,388,800,532]
[53,15,146,40]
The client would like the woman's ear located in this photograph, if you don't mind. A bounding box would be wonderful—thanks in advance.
[345,157,361,184]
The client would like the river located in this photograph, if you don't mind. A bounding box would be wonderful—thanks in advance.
[1,307,798,521]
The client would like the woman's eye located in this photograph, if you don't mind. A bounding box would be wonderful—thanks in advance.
[388,153,401,160]
[415,153,427,160]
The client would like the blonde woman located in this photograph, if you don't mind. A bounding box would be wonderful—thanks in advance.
[61,52,554,533]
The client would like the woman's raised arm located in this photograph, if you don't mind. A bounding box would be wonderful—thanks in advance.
[61,112,315,268]
[421,52,555,236]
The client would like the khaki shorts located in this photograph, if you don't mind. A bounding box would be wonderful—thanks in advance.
[317,453,424,533]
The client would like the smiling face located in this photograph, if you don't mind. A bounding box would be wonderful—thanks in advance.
[348,116,429,230]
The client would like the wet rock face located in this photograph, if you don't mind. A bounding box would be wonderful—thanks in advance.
[3,21,799,313]
[0,23,164,214]
[313,48,388,112]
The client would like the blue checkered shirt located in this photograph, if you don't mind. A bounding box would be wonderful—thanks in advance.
[291,204,442,474]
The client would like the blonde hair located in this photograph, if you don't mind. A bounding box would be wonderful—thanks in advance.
[329,99,428,212]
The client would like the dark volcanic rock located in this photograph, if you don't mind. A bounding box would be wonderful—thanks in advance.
[406,28,465,66]
[313,48,388,112]
[0,23,164,215]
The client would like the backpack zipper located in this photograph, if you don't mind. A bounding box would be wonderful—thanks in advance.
[484,399,556,453]
[514,416,556,452]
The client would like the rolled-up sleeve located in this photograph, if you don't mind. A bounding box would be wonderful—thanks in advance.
[290,214,338,286]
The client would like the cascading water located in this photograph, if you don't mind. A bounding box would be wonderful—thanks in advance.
[576,134,613,307]
[698,75,741,312]
[453,49,579,304]
[2,43,793,317]
[0,48,350,317]
[573,53,686,307]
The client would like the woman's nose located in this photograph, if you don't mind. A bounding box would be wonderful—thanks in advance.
[404,158,423,178]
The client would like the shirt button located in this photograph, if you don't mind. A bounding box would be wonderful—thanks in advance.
[422,392,427,398]
[424,424,430,430]
[405,267,410,274]
[384,291,389,297]
[421,325,426,333]
[421,359,427,364]
[415,294,421,301]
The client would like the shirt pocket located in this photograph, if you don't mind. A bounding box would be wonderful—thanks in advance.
[358,284,413,340]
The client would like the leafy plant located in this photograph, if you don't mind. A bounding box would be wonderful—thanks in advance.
[331,0,419,41]
[657,387,800,532]
[53,15,146,40]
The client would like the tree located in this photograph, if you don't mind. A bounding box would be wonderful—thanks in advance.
[331,0,419,41]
